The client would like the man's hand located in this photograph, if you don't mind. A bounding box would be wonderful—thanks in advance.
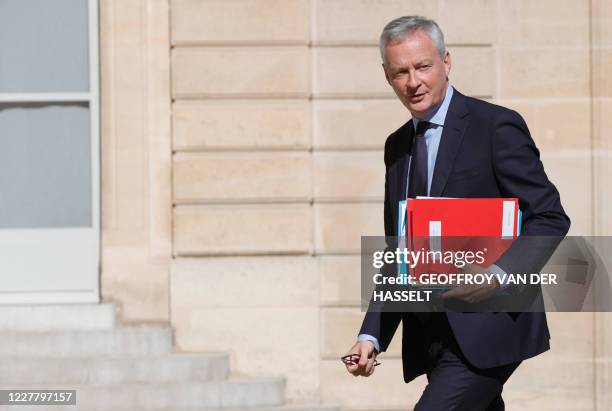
[343,340,378,377]
[440,264,500,304]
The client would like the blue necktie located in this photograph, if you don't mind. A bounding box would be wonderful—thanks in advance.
[408,121,435,324]
[409,121,430,198]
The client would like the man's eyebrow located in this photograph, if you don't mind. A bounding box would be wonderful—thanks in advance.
[388,63,410,72]
[388,59,433,72]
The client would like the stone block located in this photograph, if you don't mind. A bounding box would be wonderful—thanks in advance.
[516,0,589,22]
[319,255,362,306]
[173,100,311,150]
[320,307,402,359]
[497,0,589,47]
[504,356,594,410]
[314,151,384,201]
[499,48,590,98]
[320,358,426,408]
[171,256,318,308]
[172,47,310,98]
[172,256,320,402]
[101,247,170,322]
[313,0,438,45]
[173,306,318,401]
[313,46,389,97]
[174,204,313,255]
[593,99,612,235]
[546,312,594,360]
[494,99,591,151]
[592,0,612,47]
[593,47,612,97]
[171,0,309,45]
[314,45,493,98]
[220,378,285,408]
[438,0,496,44]
[540,151,592,235]
[314,203,384,254]
[595,312,612,410]
[518,22,589,47]
[173,152,312,203]
[447,46,495,97]
[320,307,364,359]
[535,100,591,150]
[100,0,172,323]
[313,99,409,149]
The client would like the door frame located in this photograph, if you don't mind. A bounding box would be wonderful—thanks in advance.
[0,0,100,304]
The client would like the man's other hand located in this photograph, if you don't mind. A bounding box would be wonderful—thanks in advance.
[343,340,378,377]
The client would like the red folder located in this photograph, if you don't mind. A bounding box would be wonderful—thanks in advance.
[406,198,520,283]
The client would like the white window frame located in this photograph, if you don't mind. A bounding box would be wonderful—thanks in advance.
[0,0,100,304]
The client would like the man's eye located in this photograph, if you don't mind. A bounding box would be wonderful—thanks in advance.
[419,65,431,71]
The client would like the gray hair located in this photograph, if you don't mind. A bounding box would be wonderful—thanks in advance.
[379,16,446,63]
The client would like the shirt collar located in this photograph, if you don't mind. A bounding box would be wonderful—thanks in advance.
[413,83,454,131]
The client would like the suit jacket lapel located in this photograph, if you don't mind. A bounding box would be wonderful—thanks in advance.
[429,89,470,197]
[398,121,415,200]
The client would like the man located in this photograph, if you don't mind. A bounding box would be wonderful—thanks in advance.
[342,16,570,410]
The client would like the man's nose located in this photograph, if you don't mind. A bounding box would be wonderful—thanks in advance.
[407,72,420,91]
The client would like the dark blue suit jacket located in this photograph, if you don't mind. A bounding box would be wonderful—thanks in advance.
[359,87,571,383]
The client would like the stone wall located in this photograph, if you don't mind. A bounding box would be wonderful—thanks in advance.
[100,0,172,322]
[100,0,609,409]
[592,0,612,409]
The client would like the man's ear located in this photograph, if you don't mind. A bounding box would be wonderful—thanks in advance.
[443,50,451,78]
[382,63,391,85]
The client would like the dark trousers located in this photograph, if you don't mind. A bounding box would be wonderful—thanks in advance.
[413,314,520,411]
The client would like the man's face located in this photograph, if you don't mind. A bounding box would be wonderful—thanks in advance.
[383,30,451,119]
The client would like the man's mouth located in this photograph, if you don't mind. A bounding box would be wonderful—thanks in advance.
[409,93,426,101]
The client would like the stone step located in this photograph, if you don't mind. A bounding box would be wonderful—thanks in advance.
[0,378,285,411]
[193,406,341,411]
[143,406,340,411]
[0,406,335,411]
[0,303,115,332]
[0,353,229,384]
[0,326,172,357]
[0,406,339,411]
